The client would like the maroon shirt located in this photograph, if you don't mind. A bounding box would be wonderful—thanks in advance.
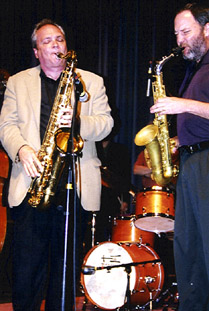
[135,151,157,188]
[177,50,209,146]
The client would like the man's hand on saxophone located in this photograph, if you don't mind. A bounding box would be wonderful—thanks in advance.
[150,96,188,115]
[151,96,209,120]
[58,106,73,127]
[18,107,73,178]
[18,145,43,178]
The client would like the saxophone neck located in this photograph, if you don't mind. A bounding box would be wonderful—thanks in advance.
[155,46,183,75]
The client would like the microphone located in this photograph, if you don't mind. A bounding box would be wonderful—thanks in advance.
[81,265,98,275]
[74,73,89,102]
[146,61,153,97]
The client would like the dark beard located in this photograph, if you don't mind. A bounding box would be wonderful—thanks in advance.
[183,32,207,62]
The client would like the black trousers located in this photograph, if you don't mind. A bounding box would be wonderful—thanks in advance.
[10,195,89,311]
[174,148,209,311]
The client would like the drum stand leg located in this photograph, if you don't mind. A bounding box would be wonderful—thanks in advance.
[82,296,88,311]
[149,291,153,311]
[123,265,132,311]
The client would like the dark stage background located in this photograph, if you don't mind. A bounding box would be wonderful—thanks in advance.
[0,0,208,187]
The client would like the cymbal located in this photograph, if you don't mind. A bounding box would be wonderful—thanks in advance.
[100,166,137,196]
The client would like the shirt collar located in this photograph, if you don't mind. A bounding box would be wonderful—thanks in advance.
[40,69,61,84]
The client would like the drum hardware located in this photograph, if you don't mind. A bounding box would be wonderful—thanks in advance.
[145,276,156,284]
[152,282,179,310]
[149,291,153,311]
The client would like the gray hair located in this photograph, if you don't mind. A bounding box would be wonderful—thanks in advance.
[31,19,65,49]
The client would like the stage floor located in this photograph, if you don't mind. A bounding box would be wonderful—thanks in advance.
[0,297,178,311]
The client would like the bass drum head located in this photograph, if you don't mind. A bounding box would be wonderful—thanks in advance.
[81,242,164,310]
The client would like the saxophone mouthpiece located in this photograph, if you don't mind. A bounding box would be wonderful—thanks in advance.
[171,46,184,56]
[56,51,77,60]
[56,52,64,59]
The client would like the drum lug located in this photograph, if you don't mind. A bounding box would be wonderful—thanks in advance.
[145,276,156,283]
[139,288,146,293]
[142,207,146,214]
[136,243,142,248]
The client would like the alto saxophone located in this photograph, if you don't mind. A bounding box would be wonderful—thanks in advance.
[28,50,84,209]
[134,47,182,186]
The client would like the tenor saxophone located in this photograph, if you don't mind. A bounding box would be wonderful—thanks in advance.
[28,50,83,209]
[134,48,182,186]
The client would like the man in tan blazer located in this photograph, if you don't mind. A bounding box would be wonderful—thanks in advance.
[0,19,113,310]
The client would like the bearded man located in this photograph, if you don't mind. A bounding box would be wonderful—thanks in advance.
[150,3,209,311]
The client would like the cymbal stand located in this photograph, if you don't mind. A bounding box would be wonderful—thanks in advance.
[91,213,96,248]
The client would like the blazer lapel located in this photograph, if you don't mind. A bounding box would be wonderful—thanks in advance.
[27,66,41,130]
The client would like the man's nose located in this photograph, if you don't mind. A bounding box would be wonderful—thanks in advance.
[176,34,184,47]
[52,39,59,47]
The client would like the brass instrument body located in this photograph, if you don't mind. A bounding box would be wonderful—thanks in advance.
[135,48,181,186]
[28,50,83,210]
[152,72,173,181]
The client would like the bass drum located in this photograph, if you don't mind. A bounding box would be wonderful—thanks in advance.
[135,187,175,233]
[81,242,164,310]
[111,215,155,247]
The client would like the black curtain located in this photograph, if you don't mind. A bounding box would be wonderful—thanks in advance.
[0,0,207,187]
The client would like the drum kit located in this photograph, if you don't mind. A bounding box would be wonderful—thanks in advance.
[80,169,178,310]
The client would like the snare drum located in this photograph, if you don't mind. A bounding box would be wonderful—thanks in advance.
[135,187,175,233]
[81,242,164,310]
[112,216,155,247]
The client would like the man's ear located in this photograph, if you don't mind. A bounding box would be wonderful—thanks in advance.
[204,23,209,37]
[33,48,39,59]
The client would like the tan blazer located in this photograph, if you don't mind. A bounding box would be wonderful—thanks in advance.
[0,65,113,210]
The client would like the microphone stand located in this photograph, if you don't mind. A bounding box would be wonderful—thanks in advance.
[123,265,132,311]
[61,83,81,311]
